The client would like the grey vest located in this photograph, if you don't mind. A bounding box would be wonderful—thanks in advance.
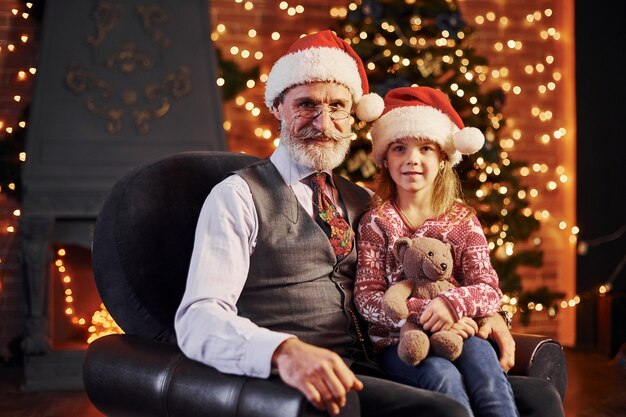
[237,159,374,363]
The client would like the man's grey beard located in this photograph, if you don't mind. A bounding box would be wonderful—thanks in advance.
[280,120,352,171]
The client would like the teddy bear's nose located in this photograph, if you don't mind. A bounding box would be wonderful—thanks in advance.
[441,263,448,271]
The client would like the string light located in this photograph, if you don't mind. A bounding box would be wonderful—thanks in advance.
[54,249,88,328]
[54,248,123,343]
[577,224,626,296]
[0,2,36,136]
[438,4,576,321]
[87,303,124,344]
[1,2,38,310]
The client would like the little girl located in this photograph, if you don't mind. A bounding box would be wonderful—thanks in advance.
[355,86,519,417]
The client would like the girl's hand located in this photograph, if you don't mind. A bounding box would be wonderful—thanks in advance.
[449,317,478,339]
[419,297,455,332]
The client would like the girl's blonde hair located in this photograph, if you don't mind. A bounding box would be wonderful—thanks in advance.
[370,140,474,219]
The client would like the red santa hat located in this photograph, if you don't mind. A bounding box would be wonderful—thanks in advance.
[264,30,384,122]
[370,86,485,166]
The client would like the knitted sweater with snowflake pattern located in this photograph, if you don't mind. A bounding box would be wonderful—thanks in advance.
[355,201,503,352]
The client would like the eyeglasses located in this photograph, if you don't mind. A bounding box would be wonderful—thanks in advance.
[296,105,351,121]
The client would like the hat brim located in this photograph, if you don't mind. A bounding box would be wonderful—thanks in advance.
[264,46,363,109]
[371,106,462,166]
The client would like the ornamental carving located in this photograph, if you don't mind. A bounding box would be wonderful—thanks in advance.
[66,0,190,135]
[137,4,171,47]
[105,42,154,73]
[66,65,191,135]
[86,1,122,46]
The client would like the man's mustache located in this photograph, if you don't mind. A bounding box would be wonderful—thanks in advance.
[293,126,346,143]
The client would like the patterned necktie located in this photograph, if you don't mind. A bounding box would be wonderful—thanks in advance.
[308,172,354,260]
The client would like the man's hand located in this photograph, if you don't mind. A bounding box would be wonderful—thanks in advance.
[476,313,515,372]
[272,338,363,416]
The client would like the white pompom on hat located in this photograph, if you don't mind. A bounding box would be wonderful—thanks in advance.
[264,30,384,122]
[370,86,485,166]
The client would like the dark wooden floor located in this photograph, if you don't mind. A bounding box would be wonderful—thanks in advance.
[562,347,626,417]
[0,347,624,417]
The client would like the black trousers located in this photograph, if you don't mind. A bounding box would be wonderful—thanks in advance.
[331,372,564,417]
[357,373,470,417]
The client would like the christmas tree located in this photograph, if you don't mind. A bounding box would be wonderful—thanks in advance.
[334,0,564,323]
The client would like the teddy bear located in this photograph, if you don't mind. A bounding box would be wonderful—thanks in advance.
[382,236,464,366]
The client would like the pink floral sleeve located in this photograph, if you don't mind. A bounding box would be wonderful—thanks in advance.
[437,212,503,319]
[355,209,393,328]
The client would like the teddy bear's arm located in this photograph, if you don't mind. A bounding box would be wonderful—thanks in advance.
[382,280,414,322]
[412,280,457,300]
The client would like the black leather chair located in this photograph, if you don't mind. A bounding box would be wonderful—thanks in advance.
[83,151,568,417]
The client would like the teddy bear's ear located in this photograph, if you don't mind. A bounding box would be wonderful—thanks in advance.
[393,237,413,262]
[446,242,453,256]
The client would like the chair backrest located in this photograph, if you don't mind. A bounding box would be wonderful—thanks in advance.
[92,151,261,343]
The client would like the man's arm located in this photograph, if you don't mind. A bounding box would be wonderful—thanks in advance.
[174,175,362,416]
[476,312,515,372]
[174,176,292,378]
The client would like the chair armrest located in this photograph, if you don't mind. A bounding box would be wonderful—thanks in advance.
[83,334,360,417]
[510,333,568,401]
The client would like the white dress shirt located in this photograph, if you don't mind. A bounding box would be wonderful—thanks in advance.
[174,145,344,378]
